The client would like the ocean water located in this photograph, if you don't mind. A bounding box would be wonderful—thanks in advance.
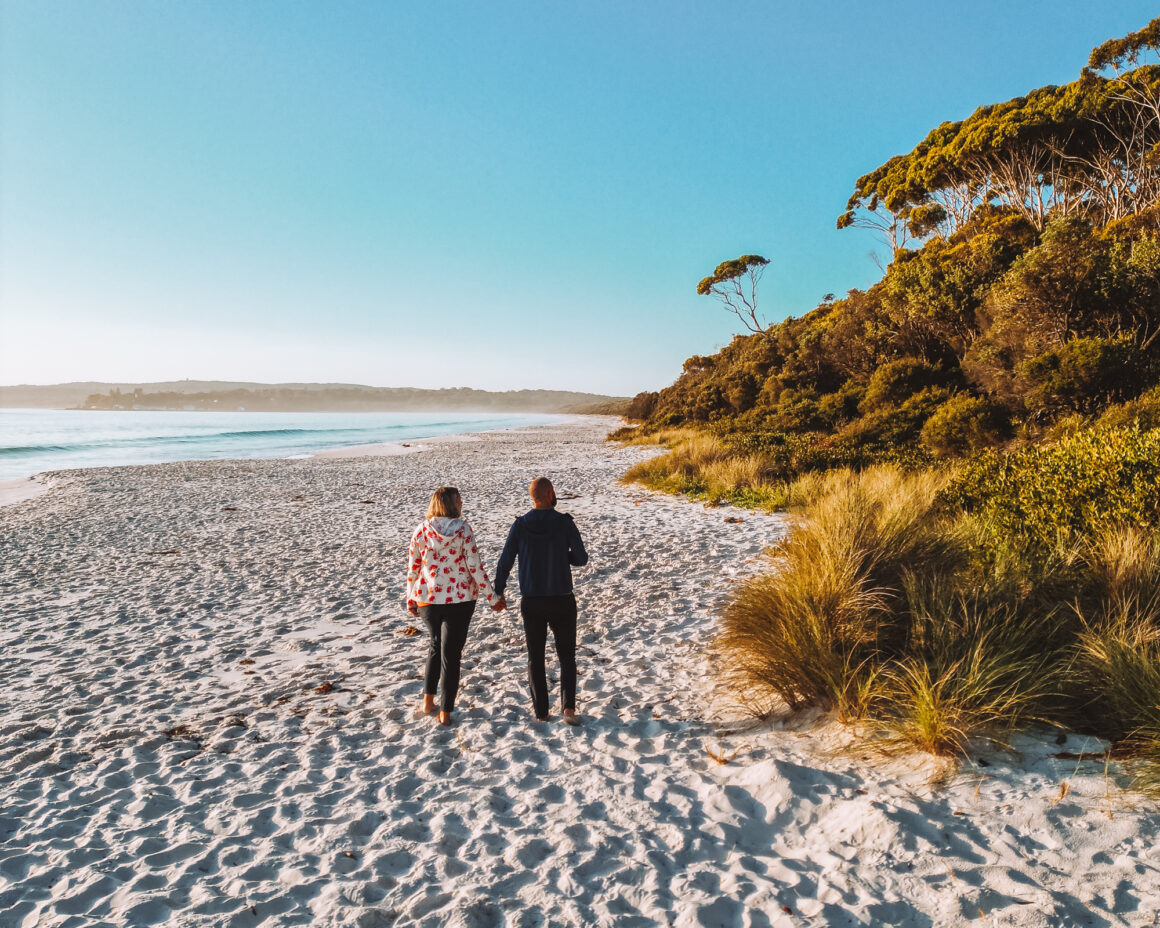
[0,409,561,481]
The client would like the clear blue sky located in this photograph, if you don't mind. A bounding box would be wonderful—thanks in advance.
[1,1,1154,395]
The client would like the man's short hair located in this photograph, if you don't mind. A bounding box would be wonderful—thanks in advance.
[529,477,555,505]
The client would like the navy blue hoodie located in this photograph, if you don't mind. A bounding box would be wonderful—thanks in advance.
[494,508,588,597]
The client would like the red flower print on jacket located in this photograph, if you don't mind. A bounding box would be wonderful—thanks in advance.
[405,516,498,608]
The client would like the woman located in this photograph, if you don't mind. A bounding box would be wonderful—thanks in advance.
[406,486,505,725]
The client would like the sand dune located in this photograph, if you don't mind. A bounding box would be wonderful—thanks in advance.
[1,419,1157,927]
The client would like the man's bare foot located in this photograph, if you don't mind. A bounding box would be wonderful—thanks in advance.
[562,710,580,726]
[419,695,437,716]
[438,711,452,726]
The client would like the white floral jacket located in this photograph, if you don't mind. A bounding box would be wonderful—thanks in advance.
[406,517,498,607]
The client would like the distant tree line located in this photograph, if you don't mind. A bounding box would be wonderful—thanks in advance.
[81,386,626,414]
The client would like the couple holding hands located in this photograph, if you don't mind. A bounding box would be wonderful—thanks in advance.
[405,477,588,727]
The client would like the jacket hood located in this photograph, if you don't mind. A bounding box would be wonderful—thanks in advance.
[518,508,569,537]
[424,517,467,550]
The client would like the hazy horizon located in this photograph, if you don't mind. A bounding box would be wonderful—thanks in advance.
[0,377,628,393]
[0,407,568,480]
[0,380,627,416]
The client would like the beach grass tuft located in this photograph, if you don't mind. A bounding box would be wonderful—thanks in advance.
[621,430,795,511]
[872,633,1056,756]
[1073,588,1160,794]
[716,466,965,719]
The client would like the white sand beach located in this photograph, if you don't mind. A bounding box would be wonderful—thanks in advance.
[0,476,50,509]
[2,418,1158,927]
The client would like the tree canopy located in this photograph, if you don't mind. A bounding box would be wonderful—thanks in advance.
[696,255,772,338]
[839,19,1160,246]
[1087,17,1160,73]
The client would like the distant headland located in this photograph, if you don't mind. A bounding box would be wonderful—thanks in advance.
[0,380,630,414]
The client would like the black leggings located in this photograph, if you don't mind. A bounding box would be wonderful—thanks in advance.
[419,601,476,713]
[521,594,577,717]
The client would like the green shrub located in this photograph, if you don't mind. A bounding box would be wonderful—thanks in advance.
[921,393,1011,456]
[818,382,865,426]
[727,375,760,412]
[774,388,825,431]
[840,386,952,448]
[1099,386,1160,431]
[862,358,952,412]
[719,430,867,479]
[941,425,1160,566]
[1022,336,1144,417]
[624,391,659,421]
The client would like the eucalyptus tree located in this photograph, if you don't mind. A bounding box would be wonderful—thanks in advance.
[1084,17,1160,219]
[696,255,772,339]
[839,19,1160,244]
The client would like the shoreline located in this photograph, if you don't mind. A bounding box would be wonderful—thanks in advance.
[310,414,601,460]
[0,414,603,504]
[2,420,1157,926]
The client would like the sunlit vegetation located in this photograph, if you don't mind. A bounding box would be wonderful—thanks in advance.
[619,19,1160,779]
[717,440,1160,778]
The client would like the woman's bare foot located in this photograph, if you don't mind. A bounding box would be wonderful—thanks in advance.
[438,711,452,726]
[419,695,437,716]
[562,709,580,726]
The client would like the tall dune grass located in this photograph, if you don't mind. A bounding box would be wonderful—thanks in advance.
[715,462,1160,775]
[1069,527,1160,792]
[872,596,1060,755]
[717,468,974,722]
[621,431,791,510]
[624,423,1160,777]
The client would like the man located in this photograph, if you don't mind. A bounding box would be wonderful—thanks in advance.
[494,477,588,725]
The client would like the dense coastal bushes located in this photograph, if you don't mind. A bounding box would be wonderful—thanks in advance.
[943,426,1160,566]
[615,210,1160,465]
[619,19,1160,782]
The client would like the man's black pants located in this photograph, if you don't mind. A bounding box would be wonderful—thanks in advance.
[520,594,577,718]
[418,601,476,713]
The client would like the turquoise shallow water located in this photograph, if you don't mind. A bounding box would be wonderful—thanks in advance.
[0,409,559,480]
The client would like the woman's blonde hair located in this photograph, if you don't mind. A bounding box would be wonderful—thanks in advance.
[426,486,462,519]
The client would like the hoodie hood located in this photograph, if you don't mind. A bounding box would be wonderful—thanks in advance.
[517,508,569,537]
[423,517,468,554]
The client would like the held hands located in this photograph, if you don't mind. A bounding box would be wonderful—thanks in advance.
[407,601,419,617]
